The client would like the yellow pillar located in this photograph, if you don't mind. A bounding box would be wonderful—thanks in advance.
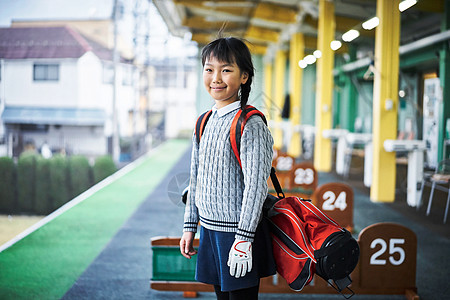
[263,61,273,120]
[314,0,335,172]
[273,49,287,149]
[370,0,400,202]
[288,32,304,157]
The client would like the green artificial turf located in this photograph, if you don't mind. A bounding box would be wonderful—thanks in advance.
[0,139,190,299]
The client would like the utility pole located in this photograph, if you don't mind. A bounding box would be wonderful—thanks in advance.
[112,0,121,163]
[133,0,151,152]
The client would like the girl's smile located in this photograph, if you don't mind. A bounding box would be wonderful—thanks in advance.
[203,56,248,109]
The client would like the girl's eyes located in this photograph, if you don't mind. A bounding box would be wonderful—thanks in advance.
[204,68,232,73]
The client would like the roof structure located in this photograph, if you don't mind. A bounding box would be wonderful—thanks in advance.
[153,0,444,56]
[0,26,127,62]
[1,106,106,126]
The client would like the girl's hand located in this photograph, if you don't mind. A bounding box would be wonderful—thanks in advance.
[180,231,197,259]
[227,239,252,278]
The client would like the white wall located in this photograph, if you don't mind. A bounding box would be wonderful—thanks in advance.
[77,52,104,109]
[3,58,79,107]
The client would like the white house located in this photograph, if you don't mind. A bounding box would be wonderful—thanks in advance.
[147,57,198,139]
[0,26,140,159]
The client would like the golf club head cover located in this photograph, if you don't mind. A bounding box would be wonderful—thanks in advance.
[227,239,252,278]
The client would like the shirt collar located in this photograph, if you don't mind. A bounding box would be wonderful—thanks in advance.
[212,101,241,117]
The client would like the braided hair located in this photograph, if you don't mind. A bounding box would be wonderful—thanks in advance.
[201,37,254,110]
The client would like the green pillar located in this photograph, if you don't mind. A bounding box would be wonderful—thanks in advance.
[438,0,450,161]
[342,46,358,132]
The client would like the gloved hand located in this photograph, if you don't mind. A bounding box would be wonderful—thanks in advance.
[227,239,252,278]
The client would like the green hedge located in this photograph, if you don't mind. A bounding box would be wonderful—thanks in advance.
[49,155,70,211]
[17,151,38,213]
[0,157,16,213]
[93,155,117,183]
[0,153,117,215]
[35,157,52,215]
[68,155,93,199]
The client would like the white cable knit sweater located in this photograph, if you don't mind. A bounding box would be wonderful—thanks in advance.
[183,103,274,242]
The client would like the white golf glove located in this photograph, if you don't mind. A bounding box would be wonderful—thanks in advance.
[227,239,252,278]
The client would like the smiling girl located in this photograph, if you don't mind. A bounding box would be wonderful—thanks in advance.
[180,37,276,300]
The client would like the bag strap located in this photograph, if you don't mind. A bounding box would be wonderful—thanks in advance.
[195,110,212,145]
[195,105,267,166]
[195,105,283,198]
[230,105,267,168]
[313,229,352,259]
[269,167,285,199]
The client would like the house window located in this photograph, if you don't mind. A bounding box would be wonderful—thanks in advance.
[33,64,59,81]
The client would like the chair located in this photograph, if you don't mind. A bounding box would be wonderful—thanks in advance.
[426,159,450,223]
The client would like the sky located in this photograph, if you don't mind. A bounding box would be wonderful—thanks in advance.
[0,0,112,26]
[0,0,198,59]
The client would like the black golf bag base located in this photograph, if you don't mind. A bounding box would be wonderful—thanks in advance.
[325,276,355,299]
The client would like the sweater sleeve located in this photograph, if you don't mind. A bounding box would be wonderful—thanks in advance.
[236,116,274,242]
[183,133,200,232]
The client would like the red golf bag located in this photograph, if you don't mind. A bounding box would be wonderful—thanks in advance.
[264,194,359,298]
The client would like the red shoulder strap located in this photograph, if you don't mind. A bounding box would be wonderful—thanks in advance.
[230,105,267,168]
[195,110,212,145]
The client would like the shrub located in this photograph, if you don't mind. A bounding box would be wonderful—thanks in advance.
[68,155,93,198]
[35,157,52,215]
[0,157,16,213]
[17,151,38,213]
[49,155,70,210]
[93,155,117,183]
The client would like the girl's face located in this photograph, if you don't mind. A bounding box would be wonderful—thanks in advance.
[203,55,248,109]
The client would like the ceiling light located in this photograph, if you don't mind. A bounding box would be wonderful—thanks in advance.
[203,1,255,7]
[298,60,307,69]
[304,55,316,65]
[362,17,379,30]
[313,50,322,58]
[342,29,360,42]
[330,40,342,51]
[399,0,417,12]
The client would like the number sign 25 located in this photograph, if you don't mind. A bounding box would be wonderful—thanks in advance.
[358,223,417,289]
[370,238,405,266]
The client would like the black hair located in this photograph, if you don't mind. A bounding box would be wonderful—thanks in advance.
[201,37,254,110]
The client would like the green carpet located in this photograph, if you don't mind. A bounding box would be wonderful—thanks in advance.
[0,139,190,300]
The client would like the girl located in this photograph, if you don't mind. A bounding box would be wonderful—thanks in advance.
[180,37,276,300]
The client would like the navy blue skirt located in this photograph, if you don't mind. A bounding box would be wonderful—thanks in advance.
[195,218,276,292]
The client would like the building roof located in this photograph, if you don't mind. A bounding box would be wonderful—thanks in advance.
[1,106,106,126]
[0,26,125,61]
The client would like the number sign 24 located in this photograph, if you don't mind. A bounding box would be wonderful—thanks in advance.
[312,182,354,230]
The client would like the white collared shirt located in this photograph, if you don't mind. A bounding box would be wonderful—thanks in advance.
[211,101,240,117]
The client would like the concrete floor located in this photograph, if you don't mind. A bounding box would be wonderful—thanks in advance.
[63,147,450,300]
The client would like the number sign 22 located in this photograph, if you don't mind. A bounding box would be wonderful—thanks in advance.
[358,223,417,288]
[276,155,294,171]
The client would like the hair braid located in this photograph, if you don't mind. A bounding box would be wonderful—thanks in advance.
[240,80,252,109]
